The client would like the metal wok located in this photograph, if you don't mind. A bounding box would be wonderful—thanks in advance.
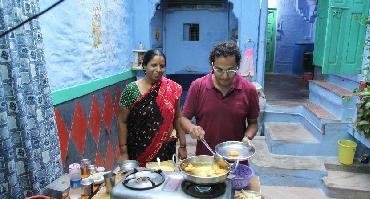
[179,155,230,184]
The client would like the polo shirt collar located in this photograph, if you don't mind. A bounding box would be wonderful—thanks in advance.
[205,73,243,90]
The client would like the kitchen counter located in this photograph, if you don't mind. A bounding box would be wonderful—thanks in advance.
[92,173,261,199]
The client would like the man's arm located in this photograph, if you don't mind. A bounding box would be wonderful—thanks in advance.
[179,116,205,140]
[180,80,205,140]
[242,87,260,143]
[243,118,258,141]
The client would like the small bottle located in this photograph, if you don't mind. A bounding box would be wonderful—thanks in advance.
[88,164,96,175]
[139,42,144,50]
[69,163,82,188]
[80,159,91,176]
[97,166,105,173]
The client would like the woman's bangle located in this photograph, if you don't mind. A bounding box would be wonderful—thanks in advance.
[179,145,186,148]
[119,144,127,148]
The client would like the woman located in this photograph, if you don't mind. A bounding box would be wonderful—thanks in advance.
[118,49,187,166]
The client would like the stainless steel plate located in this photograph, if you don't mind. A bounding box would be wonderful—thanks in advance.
[215,141,256,161]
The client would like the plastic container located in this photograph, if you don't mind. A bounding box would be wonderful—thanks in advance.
[230,164,253,190]
[69,163,82,188]
[26,195,49,199]
[303,72,313,85]
[338,140,357,165]
[81,178,94,197]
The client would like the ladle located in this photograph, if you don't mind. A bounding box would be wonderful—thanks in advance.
[200,138,228,168]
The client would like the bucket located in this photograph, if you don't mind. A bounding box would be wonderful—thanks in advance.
[338,140,357,165]
[303,72,313,85]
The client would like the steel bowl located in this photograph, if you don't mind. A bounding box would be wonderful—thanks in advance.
[215,141,256,161]
[119,160,139,173]
[179,155,230,184]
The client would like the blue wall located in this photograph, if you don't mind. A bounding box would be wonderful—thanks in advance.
[230,0,268,86]
[39,0,134,90]
[164,9,229,74]
[132,0,268,86]
[274,0,316,74]
[132,0,159,50]
[150,7,163,49]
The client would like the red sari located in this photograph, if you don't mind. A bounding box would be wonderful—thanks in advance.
[126,77,182,166]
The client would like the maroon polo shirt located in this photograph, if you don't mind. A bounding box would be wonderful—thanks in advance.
[182,73,259,155]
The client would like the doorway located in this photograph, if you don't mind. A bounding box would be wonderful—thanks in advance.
[265,8,276,73]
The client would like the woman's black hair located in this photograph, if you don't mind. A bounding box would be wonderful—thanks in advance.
[142,49,166,67]
[209,41,241,67]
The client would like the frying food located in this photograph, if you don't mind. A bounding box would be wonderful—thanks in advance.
[183,163,227,177]
[228,150,240,157]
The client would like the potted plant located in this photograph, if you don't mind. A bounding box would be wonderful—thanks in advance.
[353,19,370,143]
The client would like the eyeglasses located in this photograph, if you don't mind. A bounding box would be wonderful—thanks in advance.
[212,66,239,75]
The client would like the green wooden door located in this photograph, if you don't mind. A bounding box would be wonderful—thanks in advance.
[313,0,329,67]
[322,0,369,74]
[265,9,276,73]
[339,0,369,73]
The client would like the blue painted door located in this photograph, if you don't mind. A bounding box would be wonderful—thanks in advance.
[164,10,228,74]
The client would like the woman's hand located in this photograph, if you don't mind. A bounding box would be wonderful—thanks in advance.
[119,145,129,162]
[189,125,205,140]
[178,146,187,160]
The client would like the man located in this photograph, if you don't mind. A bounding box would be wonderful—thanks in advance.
[180,41,259,155]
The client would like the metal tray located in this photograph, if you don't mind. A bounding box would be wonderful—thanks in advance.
[215,141,256,161]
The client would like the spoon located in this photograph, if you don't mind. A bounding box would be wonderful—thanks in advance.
[230,158,240,178]
[200,138,228,168]
[157,157,161,169]
[200,138,215,155]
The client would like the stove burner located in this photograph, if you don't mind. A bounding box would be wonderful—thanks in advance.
[136,176,150,184]
[122,168,165,190]
[195,186,212,193]
[181,180,226,198]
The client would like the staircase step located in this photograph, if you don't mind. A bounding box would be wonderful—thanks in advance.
[250,136,337,187]
[311,80,353,97]
[325,74,359,91]
[303,102,339,121]
[325,161,370,174]
[251,136,336,170]
[261,185,333,199]
[264,122,324,156]
[309,81,357,121]
[264,104,350,156]
[322,170,370,199]
[265,122,318,143]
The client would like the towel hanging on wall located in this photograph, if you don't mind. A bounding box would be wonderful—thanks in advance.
[239,48,255,78]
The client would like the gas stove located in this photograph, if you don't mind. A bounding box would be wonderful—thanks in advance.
[110,169,234,199]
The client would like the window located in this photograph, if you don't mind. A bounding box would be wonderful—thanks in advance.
[183,23,199,41]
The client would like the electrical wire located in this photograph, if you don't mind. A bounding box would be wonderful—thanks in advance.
[0,0,67,38]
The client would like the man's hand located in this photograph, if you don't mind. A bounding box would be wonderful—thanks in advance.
[178,147,187,160]
[242,136,254,148]
[189,125,205,140]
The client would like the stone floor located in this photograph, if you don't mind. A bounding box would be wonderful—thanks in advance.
[264,73,309,102]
